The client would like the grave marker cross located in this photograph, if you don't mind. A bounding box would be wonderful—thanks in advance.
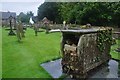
[8,15,16,36]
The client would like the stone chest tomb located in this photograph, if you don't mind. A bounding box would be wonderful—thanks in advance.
[60,28,112,78]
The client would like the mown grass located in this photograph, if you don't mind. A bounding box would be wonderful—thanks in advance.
[110,39,120,60]
[2,28,61,78]
[0,27,2,78]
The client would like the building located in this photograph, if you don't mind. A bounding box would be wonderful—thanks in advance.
[0,11,16,27]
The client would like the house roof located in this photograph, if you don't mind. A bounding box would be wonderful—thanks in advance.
[0,11,16,20]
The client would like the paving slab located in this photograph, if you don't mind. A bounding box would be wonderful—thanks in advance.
[40,59,119,79]
[41,59,62,78]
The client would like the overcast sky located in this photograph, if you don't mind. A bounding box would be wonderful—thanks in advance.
[0,0,45,16]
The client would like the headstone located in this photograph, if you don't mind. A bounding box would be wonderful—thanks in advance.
[63,21,66,30]
[34,23,39,36]
[8,15,16,36]
[42,17,50,34]
[16,22,25,42]
[86,23,91,28]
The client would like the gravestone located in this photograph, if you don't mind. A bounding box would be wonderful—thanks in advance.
[8,15,16,36]
[86,23,91,28]
[42,17,50,34]
[16,22,25,42]
[63,21,66,30]
[34,23,39,36]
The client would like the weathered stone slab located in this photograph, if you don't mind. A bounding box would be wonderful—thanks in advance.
[64,44,76,51]
[41,59,62,78]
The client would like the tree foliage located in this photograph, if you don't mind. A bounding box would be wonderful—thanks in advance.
[17,11,34,23]
[37,2,120,27]
[38,2,61,23]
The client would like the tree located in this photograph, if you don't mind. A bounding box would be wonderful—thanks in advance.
[27,11,34,17]
[110,2,120,27]
[37,2,61,23]
[58,2,120,26]
[37,2,120,26]
[17,11,34,23]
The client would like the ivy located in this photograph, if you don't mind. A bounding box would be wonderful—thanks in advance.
[97,29,112,53]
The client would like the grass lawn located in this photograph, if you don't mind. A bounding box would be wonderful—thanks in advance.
[2,28,61,78]
[110,40,120,60]
[2,27,120,78]
[0,27,2,78]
